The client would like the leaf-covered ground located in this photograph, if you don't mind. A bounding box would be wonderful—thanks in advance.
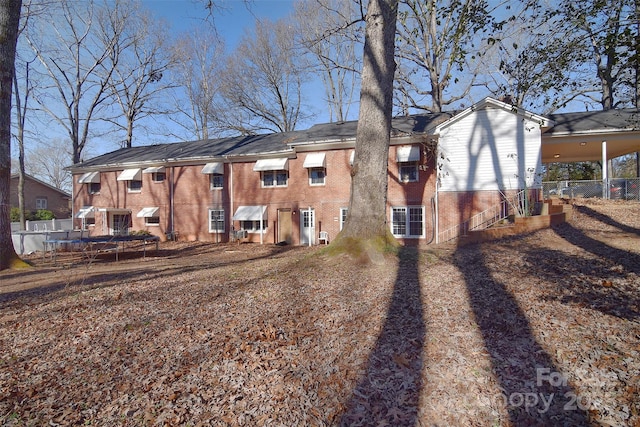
[1,199,638,426]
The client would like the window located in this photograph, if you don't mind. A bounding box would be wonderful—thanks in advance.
[391,206,424,238]
[145,216,160,226]
[36,197,48,210]
[210,174,223,189]
[340,207,348,230]
[85,217,96,227]
[309,168,326,185]
[399,162,419,182]
[152,172,165,182]
[241,220,268,232]
[89,182,101,194]
[209,209,225,232]
[127,179,142,192]
[262,170,288,187]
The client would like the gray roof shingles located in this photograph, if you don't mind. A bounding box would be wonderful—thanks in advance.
[70,109,637,170]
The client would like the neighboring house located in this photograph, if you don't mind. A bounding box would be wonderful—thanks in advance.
[10,173,72,219]
[68,97,640,245]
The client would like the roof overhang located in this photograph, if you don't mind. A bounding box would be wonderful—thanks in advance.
[541,130,640,163]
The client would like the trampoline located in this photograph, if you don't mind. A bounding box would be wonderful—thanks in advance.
[43,235,160,264]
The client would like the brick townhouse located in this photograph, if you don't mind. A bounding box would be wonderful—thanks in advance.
[68,97,640,245]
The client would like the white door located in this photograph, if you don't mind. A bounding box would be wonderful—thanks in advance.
[300,209,315,245]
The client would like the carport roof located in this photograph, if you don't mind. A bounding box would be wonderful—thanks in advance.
[542,109,640,163]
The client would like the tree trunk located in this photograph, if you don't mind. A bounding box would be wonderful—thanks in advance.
[0,0,25,270]
[336,0,398,254]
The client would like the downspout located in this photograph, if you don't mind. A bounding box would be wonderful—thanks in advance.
[170,166,175,239]
[229,162,234,241]
[434,186,439,244]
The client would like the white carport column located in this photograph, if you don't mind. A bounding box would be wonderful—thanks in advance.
[602,140,608,198]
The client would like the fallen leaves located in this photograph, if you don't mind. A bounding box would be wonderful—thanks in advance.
[0,199,639,426]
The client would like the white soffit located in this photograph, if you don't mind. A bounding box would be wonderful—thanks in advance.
[143,166,165,173]
[78,171,100,183]
[232,205,267,221]
[75,206,95,218]
[117,168,142,181]
[253,158,289,171]
[137,207,159,218]
[201,162,224,174]
[303,152,326,168]
[396,145,420,162]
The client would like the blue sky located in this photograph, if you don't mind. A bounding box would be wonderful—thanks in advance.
[143,0,297,47]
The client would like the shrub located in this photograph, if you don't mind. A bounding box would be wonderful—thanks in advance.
[34,209,55,220]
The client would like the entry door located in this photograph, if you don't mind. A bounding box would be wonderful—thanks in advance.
[278,209,292,244]
[300,209,315,245]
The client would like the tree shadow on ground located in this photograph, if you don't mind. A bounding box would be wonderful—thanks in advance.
[523,246,639,321]
[454,243,591,425]
[340,246,425,426]
[552,222,640,276]
[572,204,640,235]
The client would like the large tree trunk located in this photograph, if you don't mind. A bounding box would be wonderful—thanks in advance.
[335,0,398,254]
[0,0,25,270]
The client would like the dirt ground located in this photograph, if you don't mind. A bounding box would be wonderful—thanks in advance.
[1,198,639,426]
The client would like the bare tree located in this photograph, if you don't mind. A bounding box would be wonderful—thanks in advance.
[170,31,225,141]
[336,0,399,250]
[0,0,24,270]
[293,0,362,122]
[25,139,72,192]
[219,18,311,134]
[25,0,133,164]
[106,4,176,148]
[394,0,495,113]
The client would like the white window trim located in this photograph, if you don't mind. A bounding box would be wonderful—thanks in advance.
[308,167,326,186]
[261,170,288,188]
[35,197,48,210]
[127,180,142,193]
[145,216,160,226]
[391,206,425,238]
[240,220,268,233]
[339,207,348,231]
[208,208,225,233]
[398,161,419,183]
[210,173,224,190]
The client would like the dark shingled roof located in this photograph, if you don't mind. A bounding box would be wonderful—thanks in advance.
[545,109,640,135]
[69,108,637,170]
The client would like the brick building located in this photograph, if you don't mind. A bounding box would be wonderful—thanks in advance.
[10,173,71,219]
[68,98,640,245]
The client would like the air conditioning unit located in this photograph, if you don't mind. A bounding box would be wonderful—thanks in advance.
[234,230,248,239]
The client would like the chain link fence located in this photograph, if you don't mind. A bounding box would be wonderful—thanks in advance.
[543,178,640,201]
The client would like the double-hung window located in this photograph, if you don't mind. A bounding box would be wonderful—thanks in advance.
[304,153,326,186]
[209,209,225,233]
[391,206,424,238]
[262,170,288,187]
[340,207,348,230]
[397,145,420,183]
[254,158,289,188]
[36,197,48,210]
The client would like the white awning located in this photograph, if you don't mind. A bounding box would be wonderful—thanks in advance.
[232,205,267,221]
[117,168,142,181]
[253,158,289,171]
[75,206,95,219]
[349,150,355,166]
[303,152,326,168]
[396,145,420,162]
[201,162,224,174]
[143,166,165,173]
[78,171,100,184]
[137,207,159,218]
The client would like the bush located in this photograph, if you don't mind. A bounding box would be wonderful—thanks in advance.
[34,209,55,220]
